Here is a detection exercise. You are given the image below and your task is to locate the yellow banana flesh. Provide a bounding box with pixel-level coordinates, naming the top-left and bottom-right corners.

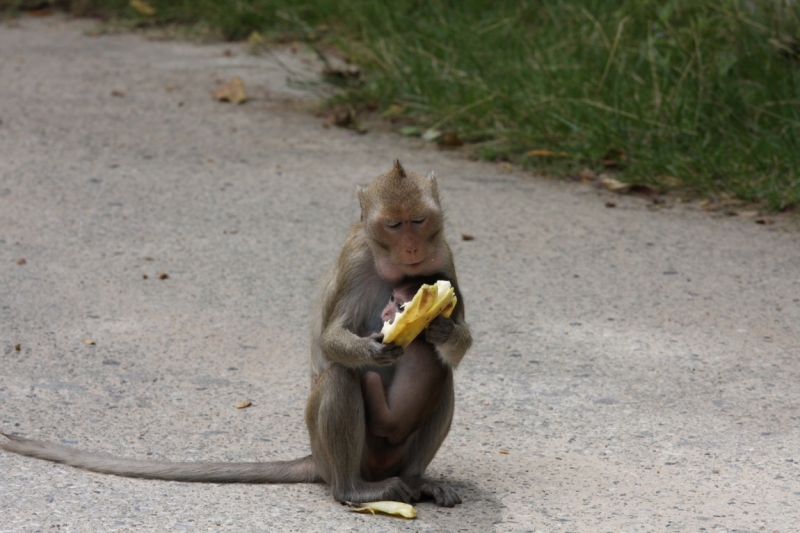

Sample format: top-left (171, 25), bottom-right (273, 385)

top-left (381, 280), bottom-right (457, 348)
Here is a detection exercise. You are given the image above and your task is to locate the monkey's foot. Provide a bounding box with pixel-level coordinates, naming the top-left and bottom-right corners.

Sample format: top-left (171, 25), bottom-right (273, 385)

top-left (332, 477), bottom-right (419, 504)
top-left (404, 477), bottom-right (461, 507)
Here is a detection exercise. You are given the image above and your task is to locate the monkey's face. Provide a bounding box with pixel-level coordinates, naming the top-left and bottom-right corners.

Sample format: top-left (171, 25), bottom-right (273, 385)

top-left (358, 161), bottom-right (447, 283)
top-left (369, 212), bottom-right (447, 282)
top-left (381, 287), bottom-right (415, 323)
top-left (381, 291), bottom-right (406, 323)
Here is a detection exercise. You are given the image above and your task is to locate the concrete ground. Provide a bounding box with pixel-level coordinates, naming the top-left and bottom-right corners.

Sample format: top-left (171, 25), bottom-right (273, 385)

top-left (1, 15), bottom-right (799, 533)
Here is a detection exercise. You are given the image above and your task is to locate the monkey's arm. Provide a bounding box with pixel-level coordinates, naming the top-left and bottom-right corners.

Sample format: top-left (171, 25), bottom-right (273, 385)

top-left (425, 275), bottom-right (472, 368)
top-left (316, 234), bottom-right (403, 368)
top-left (427, 315), bottom-right (471, 368)
top-left (319, 315), bottom-right (402, 367)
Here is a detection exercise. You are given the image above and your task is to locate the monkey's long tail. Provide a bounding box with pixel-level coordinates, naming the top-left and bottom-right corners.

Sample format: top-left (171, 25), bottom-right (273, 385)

top-left (1, 433), bottom-right (321, 484)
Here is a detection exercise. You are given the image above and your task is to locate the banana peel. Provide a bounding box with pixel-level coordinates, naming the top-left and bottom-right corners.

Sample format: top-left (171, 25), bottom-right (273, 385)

top-left (345, 500), bottom-right (417, 519)
top-left (381, 280), bottom-right (457, 348)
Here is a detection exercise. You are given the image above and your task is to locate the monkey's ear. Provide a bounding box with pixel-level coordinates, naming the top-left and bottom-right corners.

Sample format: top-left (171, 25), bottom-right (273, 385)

top-left (392, 159), bottom-right (406, 177)
top-left (427, 170), bottom-right (439, 194)
top-left (357, 185), bottom-right (366, 220)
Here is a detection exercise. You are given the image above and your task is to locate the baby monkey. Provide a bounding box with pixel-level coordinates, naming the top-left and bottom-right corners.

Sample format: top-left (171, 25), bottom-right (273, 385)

top-left (361, 278), bottom-right (448, 447)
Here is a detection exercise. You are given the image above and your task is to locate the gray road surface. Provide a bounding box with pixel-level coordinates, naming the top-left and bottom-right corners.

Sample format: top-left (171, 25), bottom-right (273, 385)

top-left (1, 16), bottom-right (799, 533)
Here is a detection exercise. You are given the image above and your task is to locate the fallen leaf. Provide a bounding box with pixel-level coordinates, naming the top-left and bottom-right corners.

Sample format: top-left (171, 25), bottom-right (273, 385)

top-left (601, 148), bottom-right (627, 169)
top-left (438, 131), bottom-right (463, 148)
top-left (422, 129), bottom-right (442, 142)
top-left (213, 77), bottom-right (247, 105)
top-left (499, 450), bottom-right (510, 455)
top-left (235, 400), bottom-right (252, 409)
top-left (27, 9), bottom-right (53, 17)
top-left (627, 184), bottom-right (659, 200)
top-left (82, 338), bottom-right (96, 345)
top-left (605, 202), bottom-right (616, 208)
top-left (598, 174), bottom-right (629, 192)
top-left (461, 234), bottom-right (475, 241)
top-left (578, 168), bottom-right (597, 182)
top-left (130, 0), bottom-right (156, 16)
top-left (111, 90), bottom-right (125, 98)
top-left (735, 210), bottom-right (758, 217)
top-left (399, 126), bottom-right (421, 137)
top-left (325, 107), bottom-right (367, 134)
top-left (158, 273), bottom-right (169, 280)
top-left (345, 501), bottom-right (417, 519)
top-left (755, 217), bottom-right (775, 225)
top-left (526, 149), bottom-right (568, 158)
top-left (14, 344), bottom-right (21, 351)
top-left (382, 104), bottom-right (406, 119)
top-left (142, 273), bottom-right (148, 279)
top-left (16, 258), bottom-right (26, 265)
top-left (247, 31), bottom-right (267, 51)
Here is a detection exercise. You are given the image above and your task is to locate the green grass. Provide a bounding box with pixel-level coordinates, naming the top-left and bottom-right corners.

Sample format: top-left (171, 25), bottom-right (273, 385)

top-left (14, 0), bottom-right (800, 210)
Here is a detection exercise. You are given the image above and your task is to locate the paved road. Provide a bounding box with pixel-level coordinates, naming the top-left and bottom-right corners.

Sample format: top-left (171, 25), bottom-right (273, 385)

top-left (1, 16), bottom-right (799, 533)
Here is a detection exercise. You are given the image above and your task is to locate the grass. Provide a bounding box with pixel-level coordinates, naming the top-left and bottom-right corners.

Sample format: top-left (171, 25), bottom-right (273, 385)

top-left (9, 0), bottom-right (799, 210)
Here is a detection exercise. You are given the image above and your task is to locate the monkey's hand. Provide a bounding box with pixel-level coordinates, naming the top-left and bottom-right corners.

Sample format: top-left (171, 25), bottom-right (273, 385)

top-left (425, 315), bottom-right (455, 345)
top-left (367, 333), bottom-right (404, 365)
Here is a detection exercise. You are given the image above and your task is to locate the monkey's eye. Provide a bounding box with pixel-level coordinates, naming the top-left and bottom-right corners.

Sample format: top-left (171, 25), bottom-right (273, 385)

top-left (386, 221), bottom-right (402, 230)
top-left (411, 216), bottom-right (426, 226)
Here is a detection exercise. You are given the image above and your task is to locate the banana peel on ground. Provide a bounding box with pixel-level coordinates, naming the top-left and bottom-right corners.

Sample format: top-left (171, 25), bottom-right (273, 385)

top-left (345, 500), bottom-right (417, 519)
top-left (381, 280), bottom-right (457, 348)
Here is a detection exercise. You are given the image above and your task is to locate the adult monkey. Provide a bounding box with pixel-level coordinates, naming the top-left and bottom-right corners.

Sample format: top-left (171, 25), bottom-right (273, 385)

top-left (0, 160), bottom-right (471, 507)
top-left (308, 160), bottom-right (471, 506)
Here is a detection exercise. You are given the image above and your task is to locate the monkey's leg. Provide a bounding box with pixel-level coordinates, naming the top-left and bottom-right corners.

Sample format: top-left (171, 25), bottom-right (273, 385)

top-left (305, 364), bottom-right (418, 504)
top-left (399, 372), bottom-right (462, 507)
top-left (360, 370), bottom-right (399, 439)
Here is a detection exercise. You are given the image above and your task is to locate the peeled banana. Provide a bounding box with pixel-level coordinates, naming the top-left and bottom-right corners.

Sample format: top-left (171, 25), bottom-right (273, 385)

top-left (381, 280), bottom-right (457, 348)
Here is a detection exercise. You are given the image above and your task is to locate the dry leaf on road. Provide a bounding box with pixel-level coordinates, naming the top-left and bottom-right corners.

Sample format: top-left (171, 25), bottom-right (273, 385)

top-left (578, 168), bottom-right (597, 182)
top-left (130, 0), bottom-right (155, 16)
top-left (213, 77), bottom-right (247, 105)
top-left (598, 174), bottom-right (629, 192)
top-left (439, 131), bottom-right (463, 148)
top-left (526, 149), bottom-right (568, 158)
